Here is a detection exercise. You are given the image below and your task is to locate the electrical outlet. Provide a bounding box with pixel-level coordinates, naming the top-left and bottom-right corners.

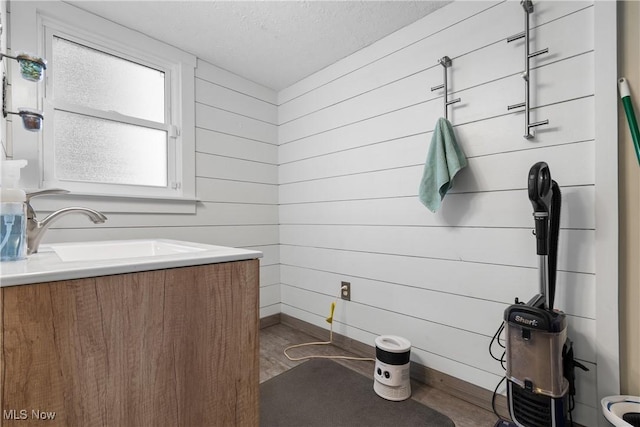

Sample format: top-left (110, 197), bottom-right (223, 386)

top-left (341, 281), bottom-right (351, 301)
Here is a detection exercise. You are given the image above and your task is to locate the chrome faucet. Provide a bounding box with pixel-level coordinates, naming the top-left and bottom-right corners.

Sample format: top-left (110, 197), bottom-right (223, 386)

top-left (26, 189), bottom-right (108, 255)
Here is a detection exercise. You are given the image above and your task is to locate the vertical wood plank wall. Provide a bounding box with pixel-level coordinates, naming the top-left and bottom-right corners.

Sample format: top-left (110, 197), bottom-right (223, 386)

top-left (40, 60), bottom-right (281, 319)
top-left (278, 2), bottom-right (603, 425)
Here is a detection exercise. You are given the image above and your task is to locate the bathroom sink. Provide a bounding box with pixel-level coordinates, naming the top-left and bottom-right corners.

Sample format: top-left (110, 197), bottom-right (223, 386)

top-left (0, 239), bottom-right (262, 287)
top-left (49, 239), bottom-right (207, 262)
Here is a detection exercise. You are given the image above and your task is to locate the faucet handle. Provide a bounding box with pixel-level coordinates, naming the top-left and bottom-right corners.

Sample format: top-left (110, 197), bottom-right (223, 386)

top-left (25, 188), bottom-right (70, 202)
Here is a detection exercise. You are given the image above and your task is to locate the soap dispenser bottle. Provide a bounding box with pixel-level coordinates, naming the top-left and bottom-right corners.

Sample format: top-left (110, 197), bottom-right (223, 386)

top-left (0, 160), bottom-right (28, 261)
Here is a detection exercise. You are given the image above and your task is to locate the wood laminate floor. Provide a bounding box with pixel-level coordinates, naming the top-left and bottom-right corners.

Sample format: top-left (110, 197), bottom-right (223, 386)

top-left (260, 323), bottom-right (502, 427)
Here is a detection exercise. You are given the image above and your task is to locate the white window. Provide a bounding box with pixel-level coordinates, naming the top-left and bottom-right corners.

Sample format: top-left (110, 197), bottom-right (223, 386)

top-left (9, 1), bottom-right (196, 213)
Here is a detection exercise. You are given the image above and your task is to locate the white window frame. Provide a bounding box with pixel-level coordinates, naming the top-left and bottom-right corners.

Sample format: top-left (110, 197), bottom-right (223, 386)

top-left (9, 1), bottom-right (196, 214)
top-left (43, 28), bottom-right (179, 197)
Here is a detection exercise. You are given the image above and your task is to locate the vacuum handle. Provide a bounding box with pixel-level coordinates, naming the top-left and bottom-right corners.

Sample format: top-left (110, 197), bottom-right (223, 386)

top-left (528, 162), bottom-right (552, 214)
top-left (529, 162), bottom-right (552, 256)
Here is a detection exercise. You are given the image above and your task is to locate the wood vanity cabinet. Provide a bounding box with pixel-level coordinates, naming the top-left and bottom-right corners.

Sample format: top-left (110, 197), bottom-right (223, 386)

top-left (0, 259), bottom-right (259, 427)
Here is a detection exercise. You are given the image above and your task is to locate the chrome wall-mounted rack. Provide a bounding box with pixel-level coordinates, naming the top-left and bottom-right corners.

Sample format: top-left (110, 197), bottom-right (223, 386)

top-left (430, 56), bottom-right (460, 121)
top-left (507, 0), bottom-right (549, 139)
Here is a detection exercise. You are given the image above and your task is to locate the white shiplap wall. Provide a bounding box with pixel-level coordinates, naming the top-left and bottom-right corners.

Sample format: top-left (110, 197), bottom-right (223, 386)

top-left (278, 2), bottom-right (613, 425)
top-left (0, 0), bottom-right (7, 159)
top-left (195, 61), bottom-right (280, 319)
top-left (9, 0), bottom-right (619, 424)
top-left (39, 59), bottom-right (281, 319)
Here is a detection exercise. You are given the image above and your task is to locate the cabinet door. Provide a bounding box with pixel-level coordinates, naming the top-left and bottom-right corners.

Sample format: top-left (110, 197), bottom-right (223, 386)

top-left (1, 260), bottom-right (259, 427)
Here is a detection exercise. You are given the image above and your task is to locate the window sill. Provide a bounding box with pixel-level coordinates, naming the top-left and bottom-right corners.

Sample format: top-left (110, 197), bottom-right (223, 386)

top-left (29, 191), bottom-right (199, 215)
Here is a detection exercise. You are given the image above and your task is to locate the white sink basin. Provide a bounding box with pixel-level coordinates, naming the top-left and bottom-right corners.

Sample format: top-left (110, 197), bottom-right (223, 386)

top-left (50, 239), bottom-right (207, 262)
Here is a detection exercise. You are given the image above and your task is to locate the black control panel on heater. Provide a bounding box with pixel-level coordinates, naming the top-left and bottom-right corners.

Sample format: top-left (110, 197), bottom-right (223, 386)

top-left (375, 347), bottom-right (410, 366)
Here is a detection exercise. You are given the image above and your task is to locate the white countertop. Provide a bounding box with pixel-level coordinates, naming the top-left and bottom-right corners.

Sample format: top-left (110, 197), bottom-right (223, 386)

top-left (0, 239), bottom-right (262, 287)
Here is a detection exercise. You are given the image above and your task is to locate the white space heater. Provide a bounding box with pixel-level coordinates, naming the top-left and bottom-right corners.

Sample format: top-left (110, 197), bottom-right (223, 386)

top-left (373, 335), bottom-right (412, 401)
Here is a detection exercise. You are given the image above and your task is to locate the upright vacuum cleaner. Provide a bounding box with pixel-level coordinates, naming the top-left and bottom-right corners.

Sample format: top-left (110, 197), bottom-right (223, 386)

top-left (502, 162), bottom-right (586, 427)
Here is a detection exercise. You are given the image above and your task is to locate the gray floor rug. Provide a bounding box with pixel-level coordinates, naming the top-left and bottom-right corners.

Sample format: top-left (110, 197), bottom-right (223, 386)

top-left (260, 359), bottom-right (455, 427)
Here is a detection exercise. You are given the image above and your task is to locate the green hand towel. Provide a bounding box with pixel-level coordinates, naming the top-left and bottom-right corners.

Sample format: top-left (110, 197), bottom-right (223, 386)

top-left (418, 117), bottom-right (468, 212)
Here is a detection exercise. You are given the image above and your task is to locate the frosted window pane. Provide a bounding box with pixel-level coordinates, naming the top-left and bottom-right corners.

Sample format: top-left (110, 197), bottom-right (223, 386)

top-left (53, 37), bottom-right (165, 123)
top-left (54, 111), bottom-right (167, 187)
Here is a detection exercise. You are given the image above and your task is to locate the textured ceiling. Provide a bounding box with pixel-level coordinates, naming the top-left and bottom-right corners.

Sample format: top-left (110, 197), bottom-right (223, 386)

top-left (67, 1), bottom-right (451, 90)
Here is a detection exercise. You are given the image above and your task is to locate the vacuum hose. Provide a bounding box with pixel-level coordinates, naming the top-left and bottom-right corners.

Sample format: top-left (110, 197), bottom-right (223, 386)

top-left (548, 181), bottom-right (561, 310)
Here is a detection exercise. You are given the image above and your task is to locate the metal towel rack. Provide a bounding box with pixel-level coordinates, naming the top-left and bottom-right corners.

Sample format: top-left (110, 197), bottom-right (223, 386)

top-left (430, 56), bottom-right (461, 121)
top-left (507, 0), bottom-right (549, 139)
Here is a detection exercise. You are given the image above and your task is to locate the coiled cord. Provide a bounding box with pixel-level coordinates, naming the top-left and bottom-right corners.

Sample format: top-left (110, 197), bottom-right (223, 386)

top-left (284, 286), bottom-right (375, 363)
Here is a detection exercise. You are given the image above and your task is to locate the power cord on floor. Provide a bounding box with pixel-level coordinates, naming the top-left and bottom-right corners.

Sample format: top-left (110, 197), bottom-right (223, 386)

top-left (283, 286), bottom-right (375, 363)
